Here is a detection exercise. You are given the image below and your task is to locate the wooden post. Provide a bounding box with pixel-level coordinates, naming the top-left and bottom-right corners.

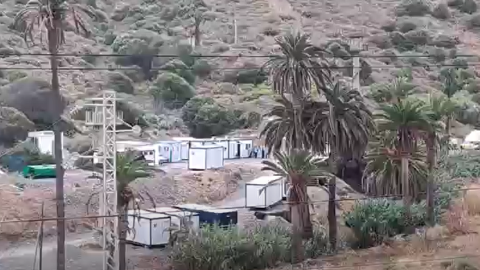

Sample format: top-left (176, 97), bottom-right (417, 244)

top-left (33, 203), bottom-right (45, 270)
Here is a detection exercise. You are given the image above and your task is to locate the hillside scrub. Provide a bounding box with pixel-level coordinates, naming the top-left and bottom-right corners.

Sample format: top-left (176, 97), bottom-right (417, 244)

top-left (169, 224), bottom-right (329, 270)
top-left (149, 72), bottom-right (195, 109)
top-left (181, 97), bottom-right (243, 138)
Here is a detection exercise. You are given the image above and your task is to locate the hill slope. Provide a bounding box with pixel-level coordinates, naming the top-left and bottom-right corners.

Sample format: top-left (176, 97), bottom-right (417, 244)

top-left (1, 0), bottom-right (480, 147)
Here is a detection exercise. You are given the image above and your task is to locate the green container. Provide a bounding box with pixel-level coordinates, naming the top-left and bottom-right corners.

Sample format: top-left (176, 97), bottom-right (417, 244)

top-left (22, 165), bottom-right (56, 178)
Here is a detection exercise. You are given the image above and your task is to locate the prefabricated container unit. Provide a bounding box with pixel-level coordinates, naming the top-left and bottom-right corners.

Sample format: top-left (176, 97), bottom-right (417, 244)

top-left (116, 141), bottom-right (148, 152)
top-left (151, 207), bottom-right (200, 232)
top-left (212, 140), bottom-right (231, 159)
top-left (126, 209), bottom-right (172, 247)
top-left (180, 142), bottom-right (189, 160)
top-left (188, 145), bottom-right (224, 170)
top-left (238, 139), bottom-right (254, 158)
top-left (245, 176), bottom-right (283, 209)
top-left (157, 141), bottom-right (182, 163)
top-left (173, 204), bottom-right (238, 228)
top-left (190, 139), bottom-right (216, 147)
top-left (172, 137), bottom-right (194, 160)
top-left (28, 131), bottom-right (64, 157)
top-left (133, 144), bottom-right (157, 166)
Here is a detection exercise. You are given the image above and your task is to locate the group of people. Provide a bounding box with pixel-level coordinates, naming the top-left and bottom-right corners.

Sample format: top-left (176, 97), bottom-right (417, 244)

top-left (249, 146), bottom-right (269, 159)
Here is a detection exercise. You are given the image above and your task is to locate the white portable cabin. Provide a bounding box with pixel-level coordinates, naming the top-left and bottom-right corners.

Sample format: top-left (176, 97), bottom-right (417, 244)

top-left (133, 144), bottom-right (158, 166)
top-left (152, 207), bottom-right (200, 232)
top-left (238, 139), bottom-right (254, 158)
top-left (190, 139), bottom-right (216, 147)
top-left (28, 131), bottom-right (64, 157)
top-left (188, 145), bottom-right (224, 170)
top-left (157, 141), bottom-right (182, 163)
top-left (245, 176), bottom-right (283, 209)
top-left (173, 137), bottom-right (195, 160)
top-left (126, 210), bottom-right (172, 247)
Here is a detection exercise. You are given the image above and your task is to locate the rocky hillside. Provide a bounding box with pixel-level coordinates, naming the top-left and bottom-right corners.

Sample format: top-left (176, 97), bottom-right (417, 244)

top-left (2, 0), bottom-right (480, 149)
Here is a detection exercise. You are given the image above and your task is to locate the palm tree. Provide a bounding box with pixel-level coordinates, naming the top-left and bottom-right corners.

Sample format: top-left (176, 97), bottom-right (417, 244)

top-left (260, 97), bottom-right (317, 153)
top-left (422, 97), bottom-right (449, 225)
top-left (14, 1), bottom-right (94, 269)
top-left (261, 150), bottom-right (331, 263)
top-left (369, 77), bottom-right (417, 104)
top-left (263, 31), bottom-right (331, 149)
top-left (439, 68), bottom-right (465, 135)
top-left (116, 152), bottom-right (153, 270)
top-left (362, 139), bottom-right (428, 200)
top-left (310, 81), bottom-right (374, 250)
top-left (375, 100), bottom-right (430, 210)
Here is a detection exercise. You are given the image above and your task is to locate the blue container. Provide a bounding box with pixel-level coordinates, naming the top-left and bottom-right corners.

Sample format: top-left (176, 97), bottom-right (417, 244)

top-left (1, 155), bottom-right (26, 173)
top-left (173, 204), bottom-right (238, 227)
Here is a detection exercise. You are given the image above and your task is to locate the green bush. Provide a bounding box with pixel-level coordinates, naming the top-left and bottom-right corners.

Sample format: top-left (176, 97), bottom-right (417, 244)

top-left (111, 29), bottom-right (164, 79)
top-left (160, 59), bottom-right (196, 85)
top-left (344, 199), bottom-right (428, 248)
top-left (443, 152), bottom-right (480, 178)
top-left (181, 97), bottom-right (242, 138)
top-left (149, 72), bottom-right (195, 109)
top-left (459, 0), bottom-right (477, 14)
top-left (108, 72), bottom-right (135, 94)
top-left (432, 2), bottom-right (451, 19)
top-left (395, 0), bottom-right (431, 16)
top-left (169, 224), bottom-right (329, 270)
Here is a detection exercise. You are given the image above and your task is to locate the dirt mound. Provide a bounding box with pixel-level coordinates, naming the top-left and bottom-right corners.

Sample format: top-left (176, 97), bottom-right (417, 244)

top-left (177, 163), bottom-right (265, 203)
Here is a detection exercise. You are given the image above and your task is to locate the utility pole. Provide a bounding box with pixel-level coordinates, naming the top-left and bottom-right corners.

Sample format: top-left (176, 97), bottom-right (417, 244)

top-left (82, 91), bottom-right (120, 270)
top-left (81, 90), bottom-right (139, 270)
top-left (347, 37), bottom-right (367, 95)
top-left (233, 6), bottom-right (238, 44)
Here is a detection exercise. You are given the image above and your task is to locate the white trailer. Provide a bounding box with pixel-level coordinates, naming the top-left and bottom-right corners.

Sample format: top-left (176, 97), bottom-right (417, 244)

top-left (134, 144), bottom-right (158, 166)
top-left (27, 131), bottom-right (64, 157)
top-left (126, 210), bottom-right (172, 247)
top-left (152, 207), bottom-right (200, 232)
top-left (245, 176), bottom-right (283, 209)
top-left (238, 139), bottom-right (254, 158)
top-left (188, 145), bottom-right (224, 170)
top-left (157, 141), bottom-right (182, 163)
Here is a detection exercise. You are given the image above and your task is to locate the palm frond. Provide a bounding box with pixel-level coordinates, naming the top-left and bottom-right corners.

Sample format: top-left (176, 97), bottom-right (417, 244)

top-left (14, 0), bottom-right (95, 49)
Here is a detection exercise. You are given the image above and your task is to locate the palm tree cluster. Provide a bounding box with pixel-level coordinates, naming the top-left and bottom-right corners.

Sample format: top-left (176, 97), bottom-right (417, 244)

top-left (260, 32), bottom-right (459, 260)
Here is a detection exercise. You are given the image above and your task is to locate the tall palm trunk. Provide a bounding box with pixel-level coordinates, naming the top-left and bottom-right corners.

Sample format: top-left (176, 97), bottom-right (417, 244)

top-left (445, 116), bottom-right (451, 138)
top-left (328, 148), bottom-right (337, 251)
top-left (48, 24), bottom-right (66, 270)
top-left (426, 133), bottom-right (436, 226)
top-left (328, 111), bottom-right (338, 251)
top-left (117, 205), bottom-right (127, 270)
top-left (400, 156), bottom-right (411, 221)
top-left (289, 195), bottom-right (304, 263)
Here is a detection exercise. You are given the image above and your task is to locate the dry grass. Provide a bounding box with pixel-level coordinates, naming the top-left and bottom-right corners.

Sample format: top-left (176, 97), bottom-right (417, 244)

top-left (0, 175), bottom-right (56, 239)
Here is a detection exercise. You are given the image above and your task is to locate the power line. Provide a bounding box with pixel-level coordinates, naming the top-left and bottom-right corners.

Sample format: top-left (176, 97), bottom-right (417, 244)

top-left (1, 52), bottom-right (480, 59)
top-left (0, 62), bottom-right (477, 71)
top-left (0, 185), bottom-right (476, 224)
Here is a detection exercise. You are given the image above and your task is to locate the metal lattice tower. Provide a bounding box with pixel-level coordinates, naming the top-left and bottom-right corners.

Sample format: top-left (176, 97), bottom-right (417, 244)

top-left (83, 90), bottom-right (119, 270)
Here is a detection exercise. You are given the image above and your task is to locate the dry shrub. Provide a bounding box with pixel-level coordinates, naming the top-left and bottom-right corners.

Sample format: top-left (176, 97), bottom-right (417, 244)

top-left (463, 184), bottom-right (480, 215)
top-left (443, 200), bottom-right (472, 235)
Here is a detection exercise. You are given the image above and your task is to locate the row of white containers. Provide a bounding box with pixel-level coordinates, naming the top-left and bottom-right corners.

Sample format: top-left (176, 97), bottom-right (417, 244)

top-left (117, 138), bottom-right (255, 170)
